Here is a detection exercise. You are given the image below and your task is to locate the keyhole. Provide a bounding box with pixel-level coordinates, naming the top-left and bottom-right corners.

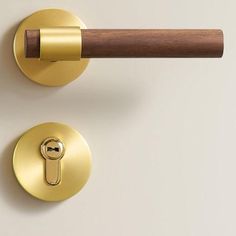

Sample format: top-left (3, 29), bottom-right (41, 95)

top-left (41, 137), bottom-right (65, 185)
top-left (47, 147), bottom-right (60, 152)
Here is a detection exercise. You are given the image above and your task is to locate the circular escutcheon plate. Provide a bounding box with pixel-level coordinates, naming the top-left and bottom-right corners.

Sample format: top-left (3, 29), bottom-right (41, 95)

top-left (13, 9), bottom-right (89, 86)
top-left (13, 122), bottom-right (92, 202)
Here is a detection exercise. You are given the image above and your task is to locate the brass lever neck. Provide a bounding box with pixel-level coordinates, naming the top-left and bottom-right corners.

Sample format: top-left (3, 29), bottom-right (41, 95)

top-left (25, 27), bottom-right (82, 61)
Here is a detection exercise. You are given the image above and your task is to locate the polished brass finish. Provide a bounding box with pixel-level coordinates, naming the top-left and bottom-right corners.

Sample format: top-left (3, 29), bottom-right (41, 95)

top-left (40, 27), bottom-right (82, 61)
top-left (13, 122), bottom-right (92, 202)
top-left (40, 137), bottom-right (65, 185)
top-left (13, 9), bottom-right (89, 86)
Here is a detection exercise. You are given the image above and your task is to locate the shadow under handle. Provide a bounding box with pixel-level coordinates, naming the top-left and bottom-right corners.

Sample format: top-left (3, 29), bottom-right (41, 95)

top-left (25, 29), bottom-right (224, 59)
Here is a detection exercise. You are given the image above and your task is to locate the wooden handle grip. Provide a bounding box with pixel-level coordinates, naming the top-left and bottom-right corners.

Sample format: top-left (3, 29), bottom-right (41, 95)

top-left (25, 29), bottom-right (224, 58)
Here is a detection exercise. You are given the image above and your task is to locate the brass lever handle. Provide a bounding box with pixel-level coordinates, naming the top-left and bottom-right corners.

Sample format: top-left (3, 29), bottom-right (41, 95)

top-left (13, 9), bottom-right (224, 86)
top-left (25, 29), bottom-right (223, 59)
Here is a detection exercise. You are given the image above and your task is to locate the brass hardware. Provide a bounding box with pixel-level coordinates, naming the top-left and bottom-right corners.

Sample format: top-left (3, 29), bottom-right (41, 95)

top-left (40, 137), bottom-right (65, 185)
top-left (13, 122), bottom-right (92, 202)
top-left (13, 9), bottom-right (223, 87)
top-left (13, 9), bottom-right (89, 86)
top-left (40, 27), bottom-right (82, 61)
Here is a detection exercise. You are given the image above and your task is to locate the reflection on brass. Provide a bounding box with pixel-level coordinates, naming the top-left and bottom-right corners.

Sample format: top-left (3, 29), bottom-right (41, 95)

top-left (41, 137), bottom-right (65, 185)
top-left (40, 27), bottom-right (82, 61)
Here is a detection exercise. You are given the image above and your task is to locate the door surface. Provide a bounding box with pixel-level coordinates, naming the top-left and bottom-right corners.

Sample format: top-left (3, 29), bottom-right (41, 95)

top-left (0, 0), bottom-right (234, 235)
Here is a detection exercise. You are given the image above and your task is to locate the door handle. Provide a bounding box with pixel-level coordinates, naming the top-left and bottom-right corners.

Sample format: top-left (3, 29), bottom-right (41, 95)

top-left (13, 9), bottom-right (224, 86)
top-left (25, 28), bottom-right (223, 60)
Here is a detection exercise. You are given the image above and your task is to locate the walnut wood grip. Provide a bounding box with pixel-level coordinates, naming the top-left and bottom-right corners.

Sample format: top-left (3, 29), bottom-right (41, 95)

top-left (25, 29), bottom-right (223, 58)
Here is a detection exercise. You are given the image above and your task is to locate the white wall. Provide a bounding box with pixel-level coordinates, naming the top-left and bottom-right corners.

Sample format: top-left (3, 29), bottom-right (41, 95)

top-left (0, 0), bottom-right (234, 235)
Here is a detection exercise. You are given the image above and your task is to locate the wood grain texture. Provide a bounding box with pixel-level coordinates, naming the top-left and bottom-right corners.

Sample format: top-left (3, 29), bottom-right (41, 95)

top-left (25, 29), bottom-right (223, 58)
top-left (25, 30), bottom-right (40, 58)
top-left (81, 29), bottom-right (223, 58)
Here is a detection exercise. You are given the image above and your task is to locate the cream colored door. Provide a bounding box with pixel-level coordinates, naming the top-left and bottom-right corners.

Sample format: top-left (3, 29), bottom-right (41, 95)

top-left (0, 0), bottom-right (233, 235)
